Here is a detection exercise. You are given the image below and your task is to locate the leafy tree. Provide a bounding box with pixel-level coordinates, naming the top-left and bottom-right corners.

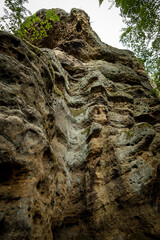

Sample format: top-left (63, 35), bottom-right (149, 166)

top-left (0, 0), bottom-right (60, 41)
top-left (0, 0), bottom-right (31, 33)
top-left (99, 0), bottom-right (160, 91)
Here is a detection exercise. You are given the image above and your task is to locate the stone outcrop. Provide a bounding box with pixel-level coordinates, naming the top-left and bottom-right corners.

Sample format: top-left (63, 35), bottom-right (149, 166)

top-left (0, 8), bottom-right (160, 240)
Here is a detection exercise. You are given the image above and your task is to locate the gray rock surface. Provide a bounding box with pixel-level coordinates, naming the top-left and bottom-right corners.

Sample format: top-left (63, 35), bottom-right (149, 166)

top-left (0, 8), bottom-right (160, 240)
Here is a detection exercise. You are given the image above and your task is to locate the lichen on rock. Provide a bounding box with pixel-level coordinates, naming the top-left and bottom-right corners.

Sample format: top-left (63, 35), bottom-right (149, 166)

top-left (0, 8), bottom-right (160, 240)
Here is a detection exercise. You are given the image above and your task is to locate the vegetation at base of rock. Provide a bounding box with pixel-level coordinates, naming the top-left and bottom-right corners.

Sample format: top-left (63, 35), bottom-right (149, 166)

top-left (99, 0), bottom-right (160, 92)
top-left (0, 0), bottom-right (60, 41)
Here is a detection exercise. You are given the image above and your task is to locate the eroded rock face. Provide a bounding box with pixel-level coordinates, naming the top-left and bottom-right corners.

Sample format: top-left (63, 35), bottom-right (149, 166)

top-left (0, 8), bottom-right (160, 240)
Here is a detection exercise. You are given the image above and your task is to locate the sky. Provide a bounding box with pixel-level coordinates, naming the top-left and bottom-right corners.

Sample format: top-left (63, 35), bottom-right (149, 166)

top-left (0, 0), bottom-right (126, 49)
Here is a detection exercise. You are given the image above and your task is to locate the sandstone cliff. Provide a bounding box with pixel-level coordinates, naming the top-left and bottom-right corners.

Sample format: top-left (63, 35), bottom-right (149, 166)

top-left (0, 8), bottom-right (160, 240)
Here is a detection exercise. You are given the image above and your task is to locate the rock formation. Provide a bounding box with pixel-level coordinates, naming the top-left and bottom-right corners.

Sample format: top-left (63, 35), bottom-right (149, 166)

top-left (0, 8), bottom-right (160, 240)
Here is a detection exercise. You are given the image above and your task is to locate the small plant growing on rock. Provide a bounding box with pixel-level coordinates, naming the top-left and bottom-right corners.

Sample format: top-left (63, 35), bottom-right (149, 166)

top-left (0, 0), bottom-right (60, 42)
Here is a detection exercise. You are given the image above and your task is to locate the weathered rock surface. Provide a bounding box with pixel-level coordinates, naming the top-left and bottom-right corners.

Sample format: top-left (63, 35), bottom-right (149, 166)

top-left (0, 8), bottom-right (160, 240)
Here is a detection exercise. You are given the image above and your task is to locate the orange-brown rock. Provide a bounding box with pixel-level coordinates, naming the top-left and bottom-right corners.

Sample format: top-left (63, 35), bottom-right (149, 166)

top-left (0, 8), bottom-right (160, 240)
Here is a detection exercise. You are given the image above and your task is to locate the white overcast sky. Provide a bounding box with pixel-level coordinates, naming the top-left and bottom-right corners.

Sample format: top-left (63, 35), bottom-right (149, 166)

top-left (0, 0), bottom-right (126, 49)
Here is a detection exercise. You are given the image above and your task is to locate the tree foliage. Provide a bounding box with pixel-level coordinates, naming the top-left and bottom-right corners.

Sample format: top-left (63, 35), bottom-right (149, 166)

top-left (0, 0), bottom-right (30, 32)
top-left (0, 0), bottom-right (60, 41)
top-left (99, 0), bottom-right (160, 91)
top-left (17, 9), bottom-right (60, 41)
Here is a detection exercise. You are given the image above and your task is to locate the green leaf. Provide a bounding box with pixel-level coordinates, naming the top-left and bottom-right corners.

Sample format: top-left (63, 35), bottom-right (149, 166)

top-left (99, 0), bottom-right (104, 5)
